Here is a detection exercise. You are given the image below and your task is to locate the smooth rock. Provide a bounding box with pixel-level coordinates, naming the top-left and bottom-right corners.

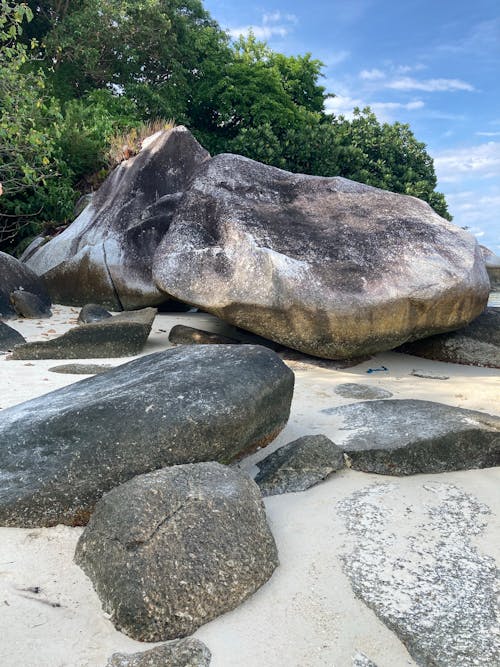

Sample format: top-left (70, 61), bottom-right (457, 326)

top-left (397, 308), bottom-right (500, 368)
top-left (0, 251), bottom-right (51, 319)
top-left (0, 345), bottom-right (293, 526)
top-left (334, 383), bottom-right (393, 400)
top-left (48, 363), bottom-right (112, 375)
top-left (0, 321), bottom-right (26, 352)
top-left (153, 153), bottom-right (489, 359)
top-left (9, 307), bottom-right (156, 359)
top-left (105, 638), bottom-right (211, 667)
top-left (254, 434), bottom-right (345, 496)
top-left (75, 462), bottom-right (279, 641)
top-left (77, 303), bottom-right (112, 324)
top-left (10, 290), bottom-right (52, 318)
top-left (339, 482), bottom-right (500, 666)
top-left (168, 324), bottom-right (239, 346)
top-left (324, 399), bottom-right (500, 474)
top-left (25, 127), bottom-right (210, 310)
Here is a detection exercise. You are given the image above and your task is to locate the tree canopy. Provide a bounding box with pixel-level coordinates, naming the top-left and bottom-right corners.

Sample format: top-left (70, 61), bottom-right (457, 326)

top-left (1, 0), bottom-right (450, 252)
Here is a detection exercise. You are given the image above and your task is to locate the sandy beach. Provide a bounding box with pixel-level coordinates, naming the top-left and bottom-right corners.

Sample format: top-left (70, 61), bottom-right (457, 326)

top-left (0, 306), bottom-right (498, 667)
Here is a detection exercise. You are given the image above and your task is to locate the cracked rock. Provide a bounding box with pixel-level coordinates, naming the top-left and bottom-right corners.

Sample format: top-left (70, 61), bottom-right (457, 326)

top-left (75, 462), bottom-right (279, 641)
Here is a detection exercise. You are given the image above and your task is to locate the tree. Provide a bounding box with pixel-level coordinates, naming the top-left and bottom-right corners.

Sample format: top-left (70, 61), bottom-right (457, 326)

top-left (0, 1), bottom-right (73, 250)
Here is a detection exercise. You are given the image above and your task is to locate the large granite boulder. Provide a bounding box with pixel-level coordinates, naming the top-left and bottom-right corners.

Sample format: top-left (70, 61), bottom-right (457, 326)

top-left (0, 345), bottom-right (293, 526)
top-left (24, 127), bottom-right (210, 310)
top-left (323, 399), bottom-right (500, 474)
top-left (0, 251), bottom-right (51, 319)
top-left (153, 154), bottom-right (489, 359)
top-left (75, 462), bottom-right (279, 641)
top-left (10, 307), bottom-right (157, 359)
top-left (397, 308), bottom-right (500, 368)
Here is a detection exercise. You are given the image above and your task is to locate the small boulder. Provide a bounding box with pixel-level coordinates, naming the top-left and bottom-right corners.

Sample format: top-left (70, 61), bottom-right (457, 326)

top-left (485, 254), bottom-right (500, 291)
top-left (0, 344), bottom-right (293, 526)
top-left (48, 363), bottom-right (112, 375)
top-left (105, 638), bottom-right (211, 667)
top-left (0, 251), bottom-right (51, 319)
top-left (10, 290), bottom-right (52, 318)
top-left (77, 303), bottom-right (112, 324)
top-left (169, 324), bottom-right (239, 346)
top-left (326, 399), bottom-right (500, 474)
top-left (255, 434), bottom-right (345, 496)
top-left (334, 383), bottom-right (393, 400)
top-left (397, 308), bottom-right (500, 368)
top-left (75, 462), bottom-right (279, 641)
top-left (10, 307), bottom-right (156, 359)
top-left (0, 320), bottom-right (26, 352)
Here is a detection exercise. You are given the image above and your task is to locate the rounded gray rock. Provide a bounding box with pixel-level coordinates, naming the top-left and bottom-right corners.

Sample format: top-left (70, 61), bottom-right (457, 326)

top-left (75, 462), bottom-right (279, 641)
top-left (153, 153), bottom-right (489, 359)
top-left (0, 251), bottom-right (51, 319)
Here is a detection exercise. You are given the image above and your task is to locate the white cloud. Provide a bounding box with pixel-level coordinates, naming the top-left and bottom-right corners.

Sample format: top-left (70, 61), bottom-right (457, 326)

top-left (434, 142), bottom-right (500, 183)
top-left (359, 68), bottom-right (385, 80)
top-left (325, 95), bottom-right (424, 120)
top-left (324, 95), bottom-right (364, 118)
top-left (476, 131), bottom-right (500, 137)
top-left (372, 100), bottom-right (424, 111)
top-left (386, 77), bottom-right (475, 92)
top-left (228, 11), bottom-right (297, 41)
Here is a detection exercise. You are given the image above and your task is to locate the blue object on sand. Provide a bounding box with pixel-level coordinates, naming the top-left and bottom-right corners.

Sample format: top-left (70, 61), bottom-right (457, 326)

top-left (366, 366), bottom-right (388, 373)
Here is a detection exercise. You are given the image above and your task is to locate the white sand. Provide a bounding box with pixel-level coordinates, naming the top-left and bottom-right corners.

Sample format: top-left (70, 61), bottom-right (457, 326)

top-left (0, 307), bottom-right (498, 667)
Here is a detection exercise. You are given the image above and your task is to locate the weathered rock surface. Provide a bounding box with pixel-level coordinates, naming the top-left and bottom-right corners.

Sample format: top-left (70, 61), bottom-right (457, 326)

top-left (77, 303), bottom-right (112, 324)
top-left (169, 324), bottom-right (239, 346)
top-left (10, 289), bottom-right (52, 318)
top-left (48, 363), bottom-right (112, 375)
top-left (75, 462), bottom-right (279, 641)
top-left (0, 345), bottom-right (293, 526)
top-left (323, 399), bottom-right (500, 474)
top-left (153, 153), bottom-right (489, 358)
top-left (254, 434), bottom-right (345, 496)
top-left (0, 321), bottom-right (26, 352)
top-left (25, 127), bottom-right (210, 310)
top-left (352, 652), bottom-right (379, 667)
top-left (397, 308), bottom-right (500, 368)
top-left (105, 638), bottom-right (211, 667)
top-left (339, 482), bottom-right (500, 666)
top-left (334, 383), bottom-right (393, 400)
top-left (10, 307), bottom-right (156, 359)
top-left (485, 254), bottom-right (500, 290)
top-left (0, 251), bottom-right (51, 319)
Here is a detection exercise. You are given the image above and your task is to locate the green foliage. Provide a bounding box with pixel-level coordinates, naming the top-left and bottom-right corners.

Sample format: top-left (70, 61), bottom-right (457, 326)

top-left (2, 0), bottom-right (451, 253)
top-left (0, 1), bottom-right (72, 250)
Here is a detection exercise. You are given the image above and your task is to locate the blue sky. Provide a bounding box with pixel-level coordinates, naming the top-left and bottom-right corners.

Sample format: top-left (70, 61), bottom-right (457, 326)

top-left (204, 0), bottom-right (500, 254)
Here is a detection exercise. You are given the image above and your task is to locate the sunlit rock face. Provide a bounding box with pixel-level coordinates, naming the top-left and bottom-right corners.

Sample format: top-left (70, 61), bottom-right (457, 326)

top-left (153, 153), bottom-right (489, 359)
top-left (25, 126), bottom-right (210, 310)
